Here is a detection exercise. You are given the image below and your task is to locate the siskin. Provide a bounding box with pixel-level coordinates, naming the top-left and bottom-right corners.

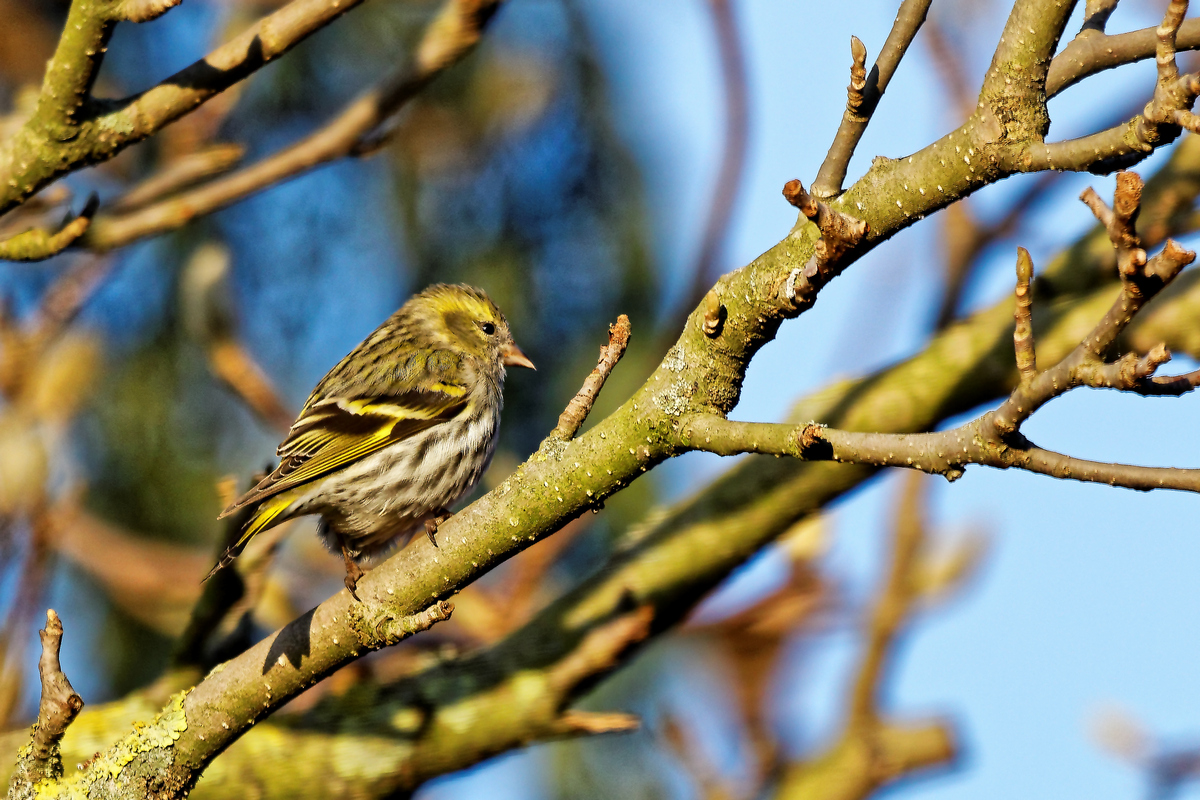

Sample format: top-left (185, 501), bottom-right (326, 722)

top-left (208, 284), bottom-right (534, 598)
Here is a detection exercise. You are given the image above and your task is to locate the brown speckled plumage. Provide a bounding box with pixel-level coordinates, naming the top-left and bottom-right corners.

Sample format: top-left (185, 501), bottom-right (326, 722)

top-left (208, 284), bottom-right (534, 596)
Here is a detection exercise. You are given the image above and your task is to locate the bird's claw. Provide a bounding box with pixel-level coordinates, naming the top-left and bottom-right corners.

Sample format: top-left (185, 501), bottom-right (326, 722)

top-left (341, 543), bottom-right (365, 602)
top-left (344, 571), bottom-right (362, 602)
top-left (425, 509), bottom-right (452, 547)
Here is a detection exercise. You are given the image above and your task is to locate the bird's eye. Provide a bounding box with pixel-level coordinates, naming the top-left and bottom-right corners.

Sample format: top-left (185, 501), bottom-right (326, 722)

top-left (480, 321), bottom-right (496, 335)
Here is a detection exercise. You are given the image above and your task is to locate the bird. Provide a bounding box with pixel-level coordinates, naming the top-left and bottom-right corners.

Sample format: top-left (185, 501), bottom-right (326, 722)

top-left (207, 284), bottom-right (535, 599)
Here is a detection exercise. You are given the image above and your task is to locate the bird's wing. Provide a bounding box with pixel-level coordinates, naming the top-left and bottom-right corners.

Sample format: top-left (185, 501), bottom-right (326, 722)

top-left (218, 383), bottom-right (469, 518)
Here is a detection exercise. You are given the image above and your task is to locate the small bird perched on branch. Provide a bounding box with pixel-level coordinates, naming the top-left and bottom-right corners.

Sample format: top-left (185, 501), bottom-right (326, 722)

top-left (207, 284), bottom-right (535, 598)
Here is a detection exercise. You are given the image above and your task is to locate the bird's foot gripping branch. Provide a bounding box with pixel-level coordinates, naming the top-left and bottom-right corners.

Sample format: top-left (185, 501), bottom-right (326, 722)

top-left (684, 171), bottom-right (1200, 494)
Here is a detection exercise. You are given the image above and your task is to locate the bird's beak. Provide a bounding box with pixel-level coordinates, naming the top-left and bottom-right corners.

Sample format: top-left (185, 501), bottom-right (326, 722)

top-left (501, 342), bottom-right (536, 370)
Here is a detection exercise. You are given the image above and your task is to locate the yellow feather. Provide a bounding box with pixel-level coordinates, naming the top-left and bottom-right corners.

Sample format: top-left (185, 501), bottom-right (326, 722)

top-left (237, 494), bottom-right (295, 548)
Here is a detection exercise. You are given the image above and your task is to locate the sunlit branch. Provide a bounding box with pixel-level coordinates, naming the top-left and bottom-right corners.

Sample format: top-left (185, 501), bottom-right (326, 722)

top-left (812, 0), bottom-right (933, 198)
top-left (551, 315), bottom-right (631, 440)
top-left (688, 173), bottom-right (1200, 497)
top-left (5, 611), bottom-right (83, 798)
top-left (1028, 0), bottom-right (1200, 173)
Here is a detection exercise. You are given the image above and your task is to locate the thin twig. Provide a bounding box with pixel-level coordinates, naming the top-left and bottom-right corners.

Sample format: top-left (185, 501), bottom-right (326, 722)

top-left (0, 195), bottom-right (97, 262)
top-left (811, 0), bottom-right (933, 198)
top-left (31, 611), bottom-right (83, 762)
top-left (1048, 18), bottom-right (1200, 97)
top-left (6, 610), bottom-right (83, 797)
top-left (1013, 247), bottom-right (1037, 382)
top-left (552, 315), bottom-right (631, 440)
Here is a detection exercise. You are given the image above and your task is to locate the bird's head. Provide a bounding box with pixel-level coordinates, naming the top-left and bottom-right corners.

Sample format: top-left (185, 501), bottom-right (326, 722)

top-left (415, 284), bottom-right (535, 371)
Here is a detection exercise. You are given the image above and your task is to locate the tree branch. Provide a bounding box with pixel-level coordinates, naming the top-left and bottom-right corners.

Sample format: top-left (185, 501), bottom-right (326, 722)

top-left (81, 0), bottom-right (503, 252)
top-left (692, 172), bottom-right (1200, 495)
top-left (1047, 18), bottom-right (1200, 97)
top-left (1027, 0), bottom-right (1200, 173)
top-left (6, 610), bottom-right (83, 800)
top-left (551, 314), bottom-right (631, 440)
top-left (0, 194), bottom-right (97, 262)
top-left (811, 0), bottom-right (933, 198)
top-left (0, 0), bottom-right (377, 217)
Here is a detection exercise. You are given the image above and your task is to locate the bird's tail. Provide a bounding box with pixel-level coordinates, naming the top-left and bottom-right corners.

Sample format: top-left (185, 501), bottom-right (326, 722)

top-left (203, 495), bottom-right (293, 583)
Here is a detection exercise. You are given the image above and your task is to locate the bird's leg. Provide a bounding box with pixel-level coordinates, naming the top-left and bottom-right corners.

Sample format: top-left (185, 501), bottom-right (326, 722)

top-left (340, 542), bottom-right (364, 601)
top-left (424, 507), bottom-right (453, 546)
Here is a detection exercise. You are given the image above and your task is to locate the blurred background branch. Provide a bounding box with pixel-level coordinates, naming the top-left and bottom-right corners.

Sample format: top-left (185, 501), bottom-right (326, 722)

top-left (82, 0), bottom-right (505, 252)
